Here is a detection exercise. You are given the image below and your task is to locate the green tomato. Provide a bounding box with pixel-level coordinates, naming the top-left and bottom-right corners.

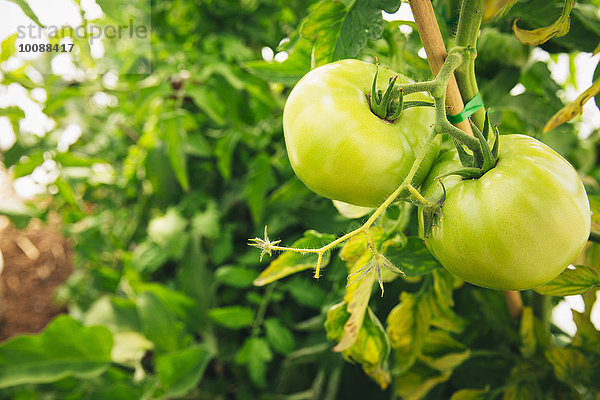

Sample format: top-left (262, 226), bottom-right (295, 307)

top-left (419, 134), bottom-right (590, 291)
top-left (283, 59), bottom-right (439, 207)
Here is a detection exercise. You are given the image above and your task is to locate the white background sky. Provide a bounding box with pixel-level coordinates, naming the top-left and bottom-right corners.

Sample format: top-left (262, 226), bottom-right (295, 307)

top-left (1, 0), bottom-right (599, 335)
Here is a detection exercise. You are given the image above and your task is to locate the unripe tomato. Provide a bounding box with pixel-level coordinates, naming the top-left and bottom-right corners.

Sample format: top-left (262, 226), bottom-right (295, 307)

top-left (419, 134), bottom-right (590, 291)
top-left (283, 59), bottom-right (439, 207)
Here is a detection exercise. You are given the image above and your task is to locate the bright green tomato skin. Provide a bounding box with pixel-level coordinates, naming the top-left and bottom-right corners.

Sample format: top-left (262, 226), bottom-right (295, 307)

top-left (419, 134), bottom-right (591, 291)
top-left (283, 59), bottom-right (439, 207)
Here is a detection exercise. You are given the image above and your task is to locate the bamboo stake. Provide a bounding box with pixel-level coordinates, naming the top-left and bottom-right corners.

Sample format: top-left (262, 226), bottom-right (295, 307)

top-left (408, 0), bottom-right (523, 319)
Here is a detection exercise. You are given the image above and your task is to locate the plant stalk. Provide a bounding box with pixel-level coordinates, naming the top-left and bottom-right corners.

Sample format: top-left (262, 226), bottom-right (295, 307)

top-left (454, 0), bottom-right (485, 129)
top-left (408, 0), bottom-right (472, 135)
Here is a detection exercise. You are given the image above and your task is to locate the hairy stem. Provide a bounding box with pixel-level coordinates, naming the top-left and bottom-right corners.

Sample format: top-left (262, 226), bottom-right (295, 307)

top-left (454, 0), bottom-right (485, 129)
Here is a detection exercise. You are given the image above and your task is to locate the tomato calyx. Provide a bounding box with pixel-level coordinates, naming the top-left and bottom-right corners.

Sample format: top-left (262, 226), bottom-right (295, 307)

top-left (369, 63), bottom-right (403, 121)
top-left (368, 62), bottom-right (434, 123)
top-left (446, 110), bottom-right (499, 180)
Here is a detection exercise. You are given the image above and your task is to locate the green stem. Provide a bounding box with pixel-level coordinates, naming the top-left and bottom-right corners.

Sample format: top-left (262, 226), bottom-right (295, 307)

top-left (251, 284), bottom-right (275, 337)
top-left (532, 292), bottom-right (550, 334)
top-left (589, 229), bottom-right (600, 244)
top-left (454, 0), bottom-right (485, 129)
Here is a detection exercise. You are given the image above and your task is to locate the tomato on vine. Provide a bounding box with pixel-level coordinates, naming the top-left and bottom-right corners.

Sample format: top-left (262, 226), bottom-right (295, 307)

top-left (283, 59), bottom-right (440, 207)
top-left (419, 134), bottom-right (591, 291)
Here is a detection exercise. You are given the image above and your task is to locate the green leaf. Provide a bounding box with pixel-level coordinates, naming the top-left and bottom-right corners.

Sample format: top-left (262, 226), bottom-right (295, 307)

top-left (264, 318), bottom-right (295, 355)
top-left (137, 291), bottom-right (184, 353)
top-left (186, 85), bottom-right (226, 126)
top-left (235, 337), bottom-right (273, 388)
top-left (544, 346), bottom-right (591, 386)
top-left (0, 34), bottom-right (18, 63)
top-left (0, 315), bottom-right (112, 388)
top-left (208, 306), bottom-right (254, 329)
top-left (129, 240), bottom-right (169, 276)
top-left (450, 387), bottom-right (489, 400)
top-left (534, 265), bottom-right (600, 296)
top-left (300, 0), bottom-right (400, 66)
top-left (519, 307), bottom-right (536, 357)
top-left (215, 265), bottom-right (258, 288)
top-left (382, 237), bottom-right (441, 277)
top-left (512, 0), bottom-right (575, 45)
top-left (246, 153), bottom-right (276, 225)
top-left (253, 230), bottom-right (336, 286)
top-left (394, 362), bottom-right (453, 400)
top-left (7, 0), bottom-right (44, 27)
top-left (155, 345), bottom-right (214, 398)
top-left (190, 201), bottom-right (220, 240)
top-left (163, 117), bottom-right (190, 191)
top-left (284, 277), bottom-right (327, 309)
top-left (244, 37), bottom-right (312, 86)
top-left (213, 131), bottom-right (240, 180)
top-left (572, 310), bottom-right (600, 354)
top-left (147, 208), bottom-right (188, 259)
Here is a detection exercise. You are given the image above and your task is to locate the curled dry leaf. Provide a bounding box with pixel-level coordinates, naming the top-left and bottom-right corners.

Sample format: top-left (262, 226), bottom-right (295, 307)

top-left (543, 77), bottom-right (600, 132)
top-left (512, 0), bottom-right (574, 46)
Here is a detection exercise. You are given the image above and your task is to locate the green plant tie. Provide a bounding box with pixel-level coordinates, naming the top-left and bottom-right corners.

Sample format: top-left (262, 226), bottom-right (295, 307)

top-left (447, 92), bottom-right (483, 124)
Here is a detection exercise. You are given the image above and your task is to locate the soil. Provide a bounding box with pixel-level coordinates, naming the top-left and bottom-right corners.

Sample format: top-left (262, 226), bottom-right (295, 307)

top-left (0, 216), bottom-right (73, 341)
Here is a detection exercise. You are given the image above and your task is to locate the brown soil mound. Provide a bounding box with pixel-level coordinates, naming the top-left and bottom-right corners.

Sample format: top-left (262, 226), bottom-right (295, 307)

top-left (0, 216), bottom-right (73, 341)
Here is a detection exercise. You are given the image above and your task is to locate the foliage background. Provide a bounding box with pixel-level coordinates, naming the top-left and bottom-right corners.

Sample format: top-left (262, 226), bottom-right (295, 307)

top-left (0, 0), bottom-right (600, 399)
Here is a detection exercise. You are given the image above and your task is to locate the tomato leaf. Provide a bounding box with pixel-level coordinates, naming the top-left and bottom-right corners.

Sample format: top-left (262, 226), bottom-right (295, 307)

top-left (253, 230), bottom-right (335, 286)
top-left (483, 0), bottom-right (519, 22)
top-left (264, 318), bottom-right (295, 355)
top-left (382, 237), bottom-right (441, 277)
top-left (325, 304), bottom-right (391, 389)
top-left (534, 265), bottom-right (600, 296)
top-left (300, 0), bottom-right (401, 66)
top-left (244, 37), bottom-right (313, 86)
top-left (543, 76), bottom-right (600, 132)
top-left (386, 291), bottom-right (431, 374)
top-left (544, 347), bottom-right (591, 386)
top-left (334, 250), bottom-right (375, 352)
top-left (155, 345), bottom-right (214, 398)
top-left (332, 200), bottom-right (373, 219)
top-left (235, 337), bottom-right (273, 388)
top-left (0, 316), bottom-right (112, 389)
top-left (215, 265), bottom-right (259, 288)
top-left (208, 306), bottom-right (254, 330)
top-left (163, 117), bottom-right (190, 191)
top-left (449, 387), bottom-right (490, 400)
top-left (394, 362), bottom-right (453, 400)
top-left (519, 307), bottom-right (536, 358)
top-left (7, 0), bottom-right (44, 27)
top-left (246, 153), bottom-right (276, 225)
top-left (512, 0), bottom-right (575, 46)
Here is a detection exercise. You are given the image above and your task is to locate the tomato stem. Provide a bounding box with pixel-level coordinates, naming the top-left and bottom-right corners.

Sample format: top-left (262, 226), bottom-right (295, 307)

top-left (454, 0), bottom-right (485, 129)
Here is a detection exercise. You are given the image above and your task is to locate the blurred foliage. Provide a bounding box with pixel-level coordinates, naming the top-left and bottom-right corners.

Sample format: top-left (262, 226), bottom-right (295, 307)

top-left (0, 0), bottom-right (600, 399)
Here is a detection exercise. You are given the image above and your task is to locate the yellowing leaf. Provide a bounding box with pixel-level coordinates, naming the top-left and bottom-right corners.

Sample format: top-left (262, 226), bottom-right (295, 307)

top-left (387, 291), bottom-right (431, 374)
top-left (534, 265), bottom-right (600, 296)
top-left (483, 0), bottom-right (519, 23)
top-left (325, 304), bottom-right (391, 389)
top-left (253, 231), bottom-right (335, 286)
top-left (519, 307), bottom-right (536, 358)
top-left (544, 77), bottom-right (600, 132)
top-left (334, 250), bottom-right (375, 352)
top-left (512, 0), bottom-right (575, 46)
